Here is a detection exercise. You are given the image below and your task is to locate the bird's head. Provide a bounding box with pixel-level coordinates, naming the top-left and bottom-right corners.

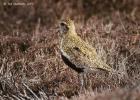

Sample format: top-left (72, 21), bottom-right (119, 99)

top-left (59, 18), bottom-right (76, 36)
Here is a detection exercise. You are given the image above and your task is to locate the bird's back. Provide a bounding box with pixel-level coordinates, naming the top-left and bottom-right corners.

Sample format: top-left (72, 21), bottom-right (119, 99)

top-left (61, 33), bottom-right (114, 73)
top-left (59, 18), bottom-right (115, 73)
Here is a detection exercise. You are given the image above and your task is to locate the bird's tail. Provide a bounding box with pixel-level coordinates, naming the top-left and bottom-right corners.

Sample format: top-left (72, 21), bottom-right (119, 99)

top-left (103, 63), bottom-right (114, 72)
top-left (96, 60), bottom-right (112, 72)
top-left (103, 63), bottom-right (123, 76)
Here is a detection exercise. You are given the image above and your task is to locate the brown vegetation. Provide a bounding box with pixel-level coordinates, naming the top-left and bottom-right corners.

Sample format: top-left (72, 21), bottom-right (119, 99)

top-left (0, 0), bottom-right (140, 99)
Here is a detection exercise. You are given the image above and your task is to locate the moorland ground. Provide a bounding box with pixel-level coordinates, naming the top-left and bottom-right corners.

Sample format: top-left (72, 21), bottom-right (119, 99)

top-left (0, 0), bottom-right (140, 99)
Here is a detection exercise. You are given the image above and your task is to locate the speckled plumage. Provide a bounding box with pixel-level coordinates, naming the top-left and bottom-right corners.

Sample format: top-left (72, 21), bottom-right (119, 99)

top-left (59, 18), bottom-right (114, 73)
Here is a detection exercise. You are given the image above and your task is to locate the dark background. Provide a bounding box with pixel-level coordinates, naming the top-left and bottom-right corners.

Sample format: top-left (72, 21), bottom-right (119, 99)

top-left (0, 0), bottom-right (140, 99)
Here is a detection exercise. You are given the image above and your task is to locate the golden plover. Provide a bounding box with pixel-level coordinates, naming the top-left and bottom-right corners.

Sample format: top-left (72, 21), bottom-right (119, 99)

top-left (59, 18), bottom-right (116, 90)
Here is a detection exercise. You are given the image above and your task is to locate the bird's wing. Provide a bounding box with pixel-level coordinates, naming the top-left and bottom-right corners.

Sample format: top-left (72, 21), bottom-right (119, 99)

top-left (81, 38), bottom-right (114, 71)
top-left (67, 46), bottom-right (94, 70)
top-left (65, 35), bottom-right (114, 72)
top-left (72, 39), bottom-right (114, 72)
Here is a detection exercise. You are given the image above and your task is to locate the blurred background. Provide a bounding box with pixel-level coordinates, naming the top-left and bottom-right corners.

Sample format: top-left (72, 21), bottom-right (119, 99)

top-left (0, 0), bottom-right (140, 32)
top-left (0, 0), bottom-right (140, 99)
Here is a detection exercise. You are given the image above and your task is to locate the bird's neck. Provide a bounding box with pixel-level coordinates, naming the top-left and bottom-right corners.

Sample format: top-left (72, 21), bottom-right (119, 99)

top-left (60, 32), bottom-right (76, 47)
top-left (68, 28), bottom-right (76, 35)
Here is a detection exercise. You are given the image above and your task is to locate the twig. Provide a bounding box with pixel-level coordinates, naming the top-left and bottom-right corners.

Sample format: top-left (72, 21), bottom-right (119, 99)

top-left (117, 11), bottom-right (127, 33)
top-left (22, 82), bottom-right (39, 100)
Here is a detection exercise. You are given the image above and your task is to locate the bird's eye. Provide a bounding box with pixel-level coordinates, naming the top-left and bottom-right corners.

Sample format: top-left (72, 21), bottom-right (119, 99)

top-left (60, 23), bottom-right (65, 26)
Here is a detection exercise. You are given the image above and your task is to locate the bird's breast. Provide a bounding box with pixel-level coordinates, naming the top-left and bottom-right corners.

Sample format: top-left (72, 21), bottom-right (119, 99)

top-left (60, 39), bottom-right (70, 59)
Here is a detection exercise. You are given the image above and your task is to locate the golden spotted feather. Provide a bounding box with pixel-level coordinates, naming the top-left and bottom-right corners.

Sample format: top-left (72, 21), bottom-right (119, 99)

top-left (59, 18), bottom-right (116, 73)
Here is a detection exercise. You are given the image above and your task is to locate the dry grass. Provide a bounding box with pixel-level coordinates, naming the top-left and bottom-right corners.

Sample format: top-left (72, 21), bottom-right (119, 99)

top-left (0, 0), bottom-right (140, 100)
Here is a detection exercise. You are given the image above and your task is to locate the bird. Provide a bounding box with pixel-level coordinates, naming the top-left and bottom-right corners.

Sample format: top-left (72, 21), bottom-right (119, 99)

top-left (58, 18), bottom-right (116, 91)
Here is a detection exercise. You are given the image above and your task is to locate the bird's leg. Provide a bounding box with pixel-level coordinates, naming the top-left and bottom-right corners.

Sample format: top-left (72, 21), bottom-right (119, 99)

top-left (85, 73), bottom-right (92, 91)
top-left (84, 73), bottom-right (88, 90)
top-left (79, 73), bottom-right (84, 92)
top-left (79, 73), bottom-right (87, 93)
